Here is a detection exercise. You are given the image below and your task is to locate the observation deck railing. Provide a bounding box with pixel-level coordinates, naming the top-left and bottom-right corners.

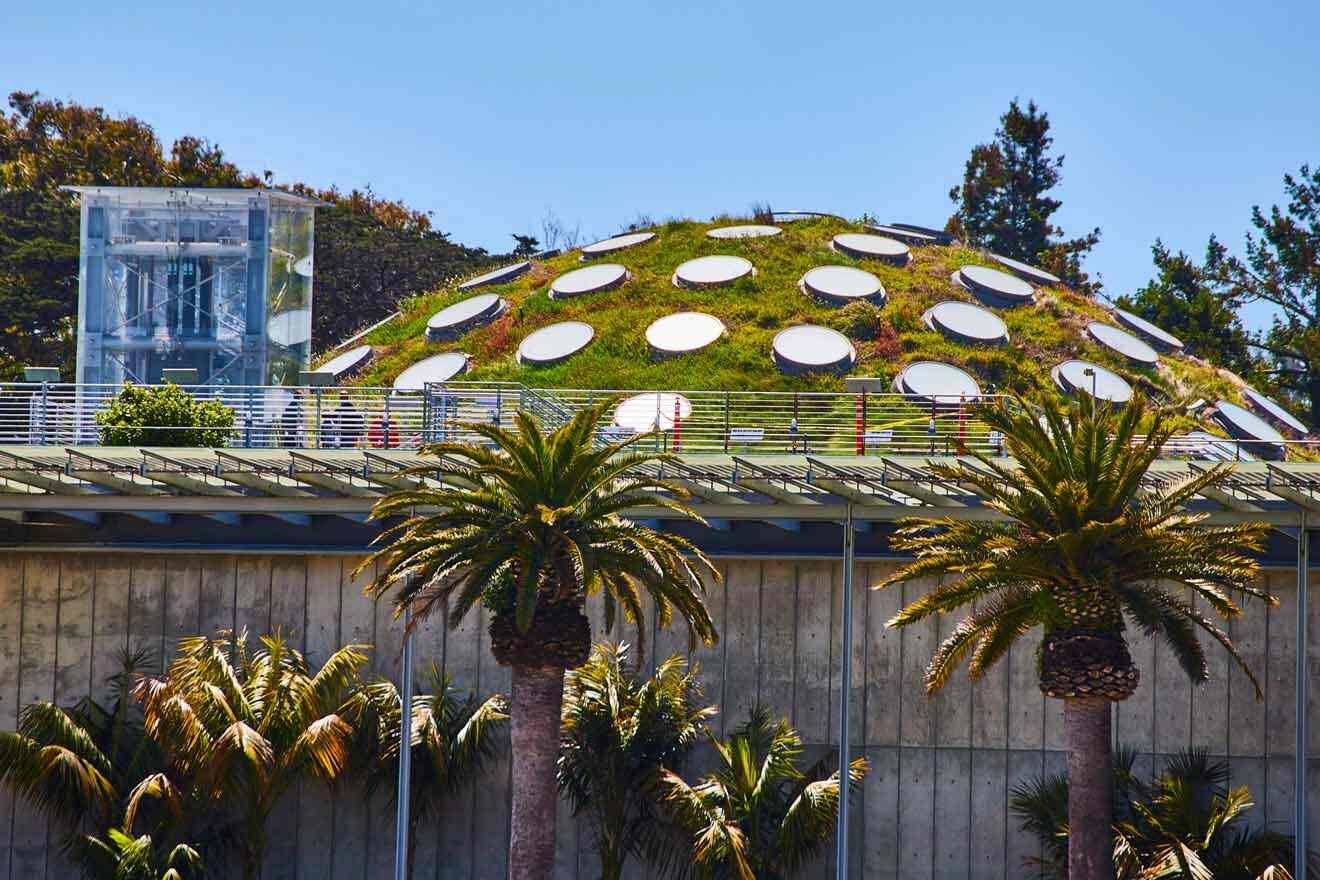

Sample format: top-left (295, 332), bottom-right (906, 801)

top-left (0, 381), bottom-right (1298, 462)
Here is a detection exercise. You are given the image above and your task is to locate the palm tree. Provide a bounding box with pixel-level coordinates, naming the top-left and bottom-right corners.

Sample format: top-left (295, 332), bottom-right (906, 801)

top-left (357, 402), bottom-right (720, 880)
top-left (346, 662), bottom-right (508, 880)
top-left (876, 392), bottom-right (1274, 880)
top-left (0, 648), bottom-right (175, 851)
top-left (76, 829), bottom-right (202, 880)
top-left (1011, 747), bottom-right (1314, 880)
top-left (558, 641), bottom-right (716, 880)
top-left (132, 630), bottom-right (368, 880)
top-left (659, 707), bottom-right (869, 880)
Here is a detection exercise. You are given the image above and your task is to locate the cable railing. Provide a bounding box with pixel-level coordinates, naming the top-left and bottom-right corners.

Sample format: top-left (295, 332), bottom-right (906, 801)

top-left (0, 381), bottom-right (1304, 461)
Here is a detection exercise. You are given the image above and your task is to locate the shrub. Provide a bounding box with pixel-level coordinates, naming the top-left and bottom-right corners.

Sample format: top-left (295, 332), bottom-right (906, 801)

top-left (96, 384), bottom-right (235, 447)
top-left (826, 301), bottom-right (885, 341)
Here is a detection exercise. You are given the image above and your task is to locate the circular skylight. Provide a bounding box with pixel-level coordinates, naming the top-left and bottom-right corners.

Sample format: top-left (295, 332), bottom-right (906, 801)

top-left (614, 392), bottom-right (693, 432)
top-left (426, 293), bottom-right (506, 340)
top-left (517, 321), bottom-right (595, 366)
top-left (1112, 309), bottom-right (1185, 353)
top-left (895, 361), bottom-right (982, 403)
top-left (865, 224), bottom-right (938, 246)
top-left (1052, 359), bottom-right (1133, 404)
top-left (1086, 322), bottom-right (1159, 367)
top-left (673, 255), bottom-right (754, 288)
top-left (707, 224), bottom-right (782, 239)
top-left (772, 211), bottom-right (840, 222)
top-left (832, 233), bottom-right (910, 266)
top-left (800, 265), bottom-right (885, 306)
top-left (549, 263), bottom-right (628, 299)
top-left (317, 344), bottom-right (373, 380)
top-left (646, 312), bottom-right (725, 357)
top-left (394, 352), bottom-right (469, 390)
top-left (922, 300), bottom-right (1009, 345)
top-left (1212, 400), bottom-right (1285, 459)
top-left (581, 231), bottom-right (655, 258)
top-left (458, 261), bottom-right (530, 290)
top-left (992, 254), bottom-right (1061, 286)
top-left (1242, 387), bottom-right (1308, 436)
top-left (267, 308), bottom-right (312, 347)
top-left (772, 325), bottom-right (856, 374)
top-left (889, 222), bottom-right (954, 244)
top-left (956, 265), bottom-right (1036, 305)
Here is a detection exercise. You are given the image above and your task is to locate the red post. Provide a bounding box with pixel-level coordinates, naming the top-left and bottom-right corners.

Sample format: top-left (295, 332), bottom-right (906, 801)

top-left (673, 397), bottom-right (682, 452)
top-left (855, 395), bottom-right (864, 456)
top-left (958, 393), bottom-right (967, 447)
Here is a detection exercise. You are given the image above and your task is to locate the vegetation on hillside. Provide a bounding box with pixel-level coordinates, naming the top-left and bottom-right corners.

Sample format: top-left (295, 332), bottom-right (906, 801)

top-left (354, 213), bottom-right (1245, 409)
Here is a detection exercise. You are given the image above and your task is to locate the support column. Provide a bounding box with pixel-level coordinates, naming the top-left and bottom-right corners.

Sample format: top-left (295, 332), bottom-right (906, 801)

top-left (836, 503), bottom-right (855, 880)
top-left (395, 603), bottom-right (414, 880)
top-left (1296, 517), bottom-right (1308, 880)
top-left (243, 205), bottom-right (268, 386)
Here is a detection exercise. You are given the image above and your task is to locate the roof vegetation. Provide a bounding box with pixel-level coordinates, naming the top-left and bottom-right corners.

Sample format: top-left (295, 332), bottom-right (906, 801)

top-left (344, 214), bottom-right (1246, 410)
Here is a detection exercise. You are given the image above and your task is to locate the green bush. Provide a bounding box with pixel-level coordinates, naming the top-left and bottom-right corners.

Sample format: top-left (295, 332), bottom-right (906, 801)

top-left (825, 301), bottom-right (885, 341)
top-left (95, 383), bottom-right (235, 447)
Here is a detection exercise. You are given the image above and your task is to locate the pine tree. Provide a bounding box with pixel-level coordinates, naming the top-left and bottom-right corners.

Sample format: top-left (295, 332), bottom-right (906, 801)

top-left (1115, 239), bottom-right (1263, 380)
top-left (947, 99), bottom-right (1101, 293)
top-left (1210, 163), bottom-right (1320, 430)
top-left (510, 233), bottom-right (540, 257)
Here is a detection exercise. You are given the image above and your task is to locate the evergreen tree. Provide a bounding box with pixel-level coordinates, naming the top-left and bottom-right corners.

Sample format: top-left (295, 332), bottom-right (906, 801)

top-left (1115, 239), bottom-right (1262, 380)
top-left (947, 98), bottom-right (1101, 293)
top-left (510, 233), bottom-right (540, 257)
top-left (1209, 163), bottom-right (1320, 430)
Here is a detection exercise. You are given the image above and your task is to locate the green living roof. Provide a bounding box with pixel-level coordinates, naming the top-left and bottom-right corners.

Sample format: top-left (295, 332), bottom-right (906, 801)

top-left (334, 213), bottom-right (1256, 412)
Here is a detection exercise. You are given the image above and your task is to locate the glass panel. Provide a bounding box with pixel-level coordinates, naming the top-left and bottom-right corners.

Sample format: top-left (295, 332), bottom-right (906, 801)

top-left (75, 190), bottom-right (314, 387)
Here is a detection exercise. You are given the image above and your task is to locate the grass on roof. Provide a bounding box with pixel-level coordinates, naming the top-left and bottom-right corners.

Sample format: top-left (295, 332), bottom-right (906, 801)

top-left (340, 214), bottom-right (1258, 417)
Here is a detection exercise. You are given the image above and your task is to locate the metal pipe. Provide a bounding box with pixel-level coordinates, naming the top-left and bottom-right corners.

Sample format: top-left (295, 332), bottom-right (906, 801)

top-left (835, 503), bottom-right (855, 879)
top-left (1297, 516), bottom-right (1308, 880)
top-left (394, 603), bottom-right (415, 880)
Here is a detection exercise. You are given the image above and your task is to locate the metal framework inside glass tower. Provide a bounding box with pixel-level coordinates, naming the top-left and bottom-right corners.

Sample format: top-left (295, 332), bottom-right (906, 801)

top-left (65, 186), bottom-right (323, 387)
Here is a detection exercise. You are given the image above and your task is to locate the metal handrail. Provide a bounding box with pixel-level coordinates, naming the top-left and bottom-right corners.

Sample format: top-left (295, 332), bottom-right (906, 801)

top-left (0, 381), bottom-right (1307, 461)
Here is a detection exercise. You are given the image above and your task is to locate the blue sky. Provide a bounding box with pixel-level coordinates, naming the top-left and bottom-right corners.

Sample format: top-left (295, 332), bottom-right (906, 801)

top-left (6, 0), bottom-right (1317, 332)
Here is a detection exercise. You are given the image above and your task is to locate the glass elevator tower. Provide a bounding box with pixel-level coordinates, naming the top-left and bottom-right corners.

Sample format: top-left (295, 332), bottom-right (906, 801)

top-left (68, 187), bottom-right (322, 386)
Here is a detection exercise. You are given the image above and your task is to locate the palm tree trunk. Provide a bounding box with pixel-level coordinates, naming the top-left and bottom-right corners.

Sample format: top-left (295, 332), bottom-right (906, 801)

top-left (1065, 697), bottom-right (1114, 880)
top-left (509, 664), bottom-right (565, 880)
top-left (598, 830), bottom-right (625, 880)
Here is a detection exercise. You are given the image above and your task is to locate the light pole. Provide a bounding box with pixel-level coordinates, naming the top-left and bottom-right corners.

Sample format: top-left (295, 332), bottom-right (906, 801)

top-left (394, 603), bottom-right (414, 880)
top-left (1082, 366), bottom-right (1097, 399)
top-left (835, 504), bottom-right (855, 879)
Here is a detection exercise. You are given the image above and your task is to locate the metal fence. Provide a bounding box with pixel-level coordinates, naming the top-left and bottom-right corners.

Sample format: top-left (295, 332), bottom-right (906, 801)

top-left (0, 381), bottom-right (1302, 461)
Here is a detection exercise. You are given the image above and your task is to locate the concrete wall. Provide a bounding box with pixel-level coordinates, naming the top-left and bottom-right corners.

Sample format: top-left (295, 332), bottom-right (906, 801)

top-left (0, 551), bottom-right (1314, 879)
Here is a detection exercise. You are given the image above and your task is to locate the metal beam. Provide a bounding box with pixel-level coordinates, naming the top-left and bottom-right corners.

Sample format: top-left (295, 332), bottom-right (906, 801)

top-left (1296, 518), bottom-right (1309, 880)
top-left (283, 451), bottom-right (377, 498)
top-left (881, 458), bottom-right (966, 508)
top-left (731, 457), bottom-right (823, 506)
top-left (214, 452), bottom-right (315, 498)
top-left (1266, 464), bottom-right (1320, 513)
top-left (362, 451), bottom-right (424, 491)
top-left (140, 450), bottom-right (244, 497)
top-left (0, 450), bottom-right (98, 495)
top-left (806, 457), bottom-right (906, 506)
top-left (65, 449), bottom-right (168, 496)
